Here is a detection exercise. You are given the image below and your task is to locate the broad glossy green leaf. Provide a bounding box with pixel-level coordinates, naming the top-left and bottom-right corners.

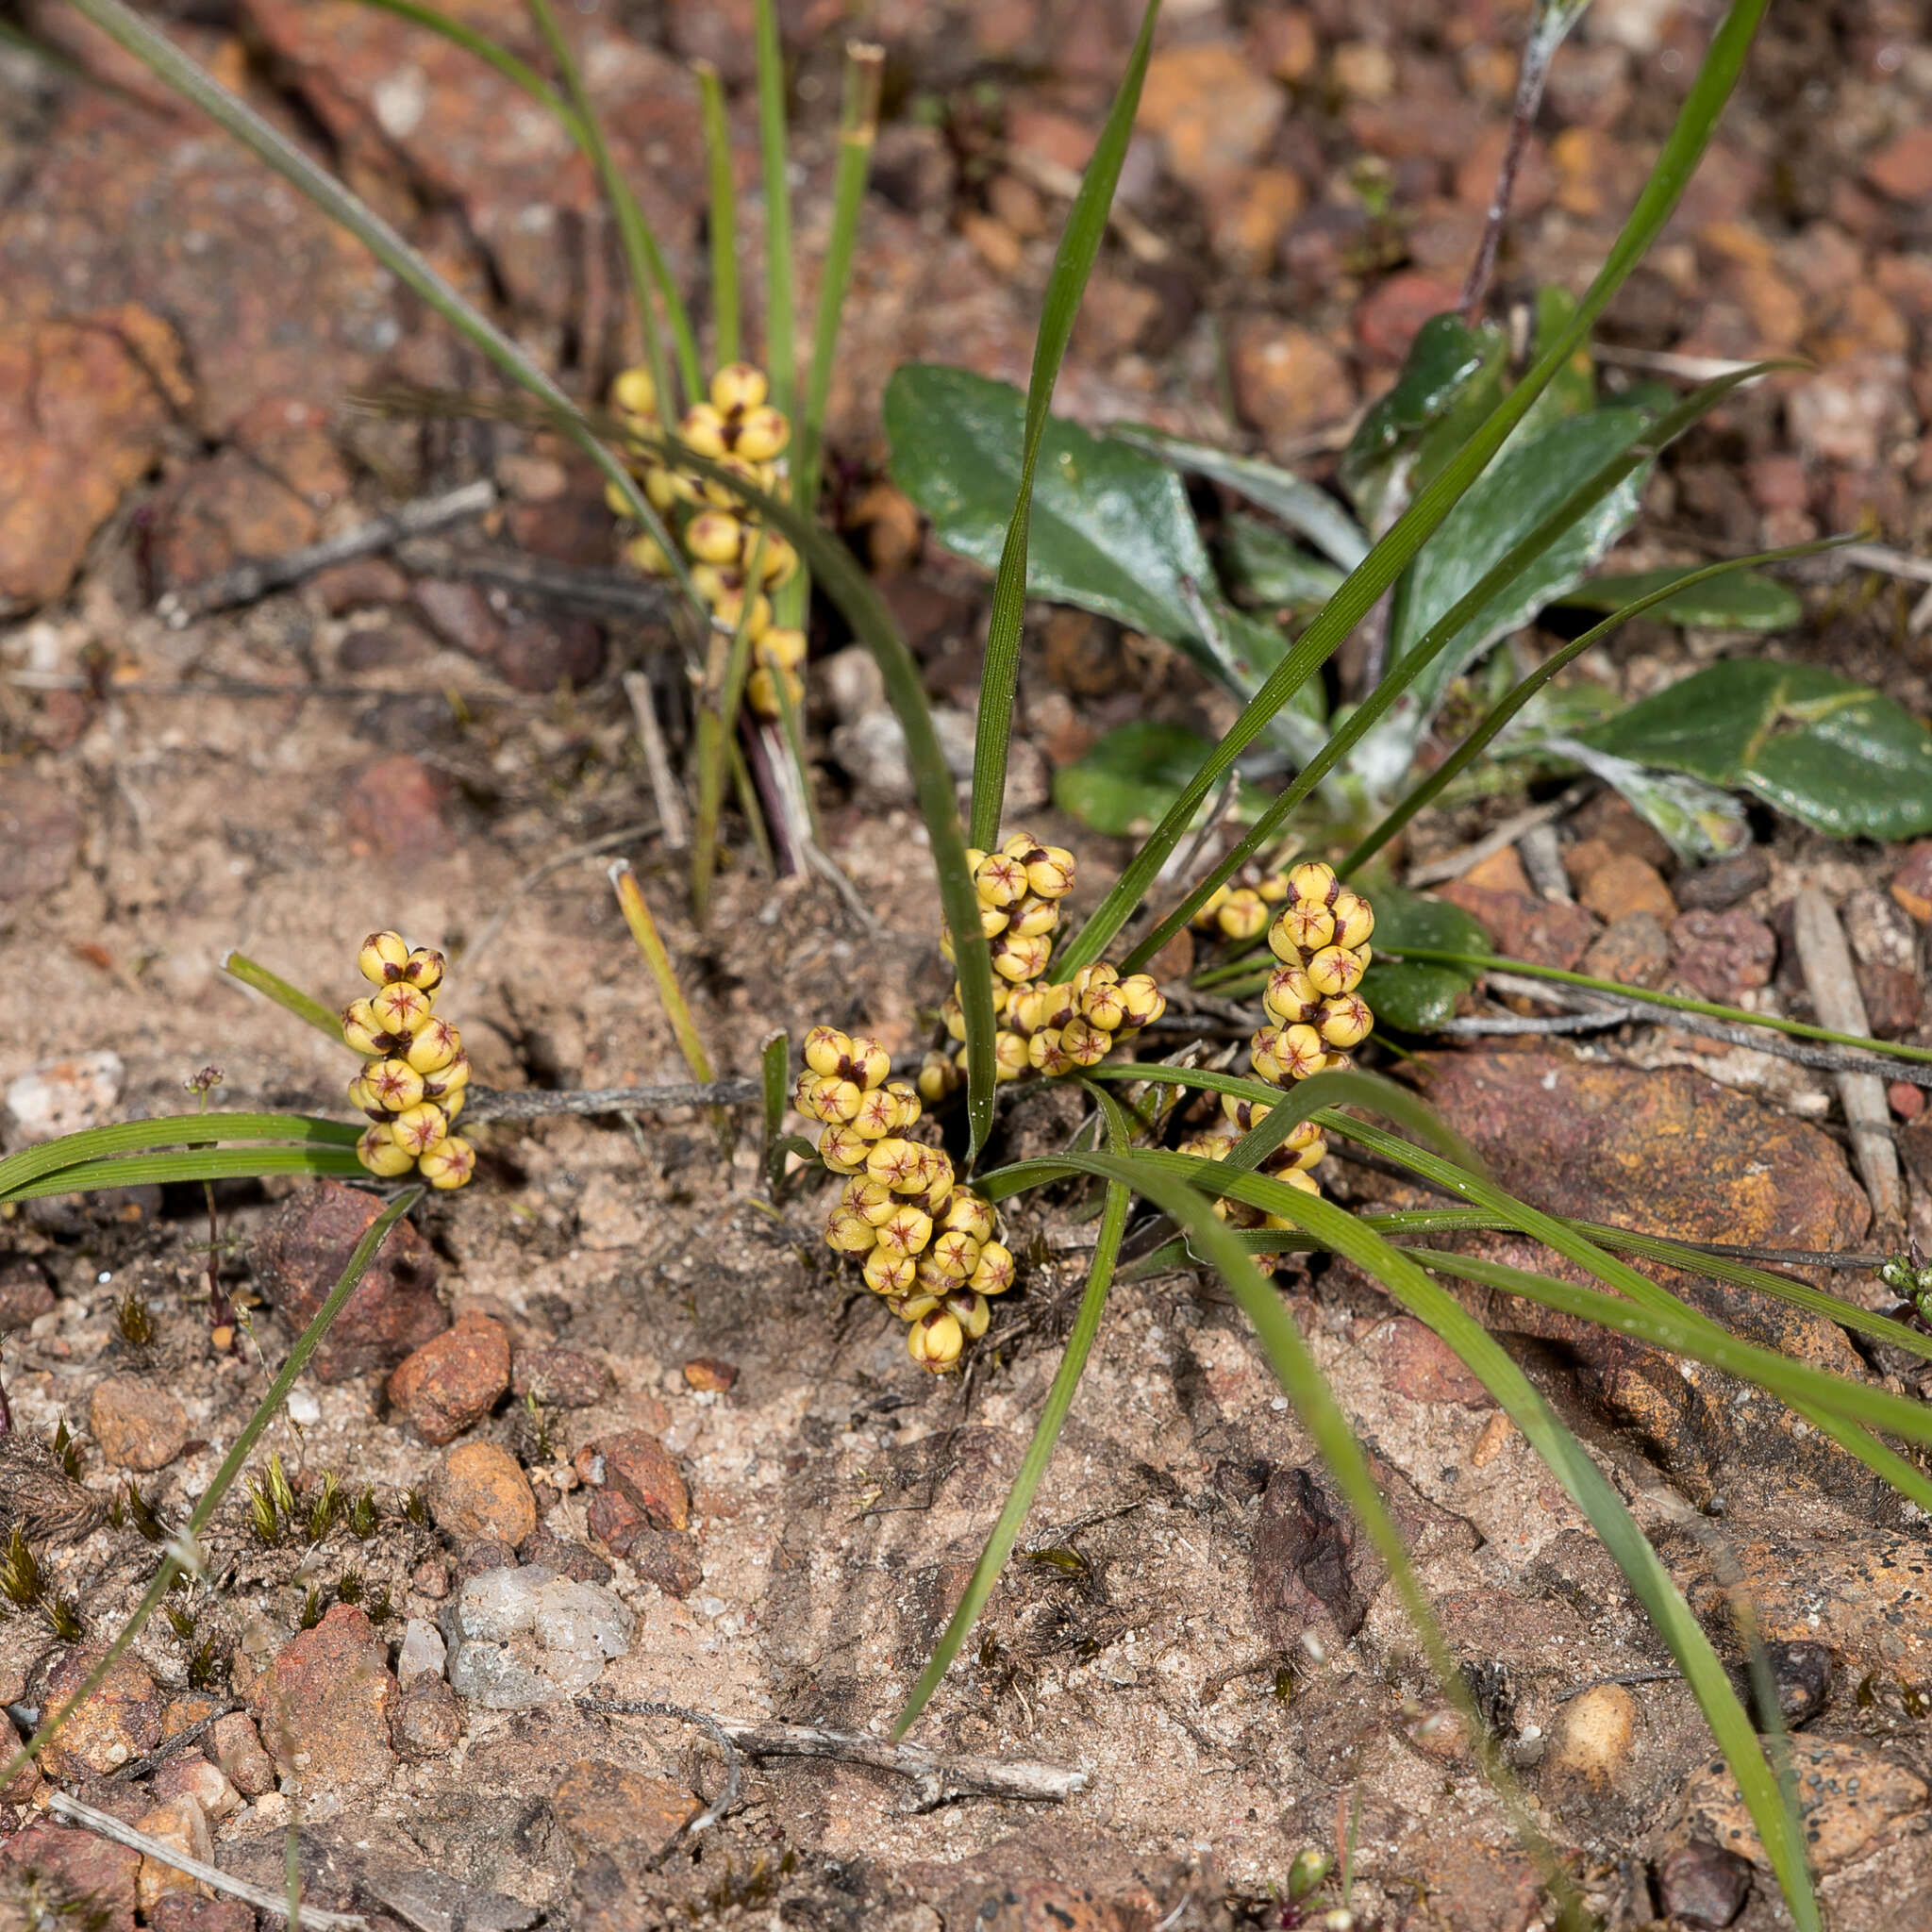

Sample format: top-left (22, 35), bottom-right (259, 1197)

top-left (1508, 286), bottom-right (1597, 446)
top-left (1551, 738), bottom-right (1750, 859)
top-left (1560, 565), bottom-right (1800, 630)
top-left (886, 364), bottom-right (1212, 643)
top-left (1361, 884), bottom-right (1491, 1032)
top-left (1219, 514), bottom-right (1348, 611)
top-left (1578, 659), bottom-right (1932, 840)
top-left (1384, 408), bottom-right (1649, 736)
top-left (1052, 722), bottom-right (1266, 837)
top-left (1339, 313), bottom-right (1507, 531)
top-left (1112, 425), bottom-right (1370, 572)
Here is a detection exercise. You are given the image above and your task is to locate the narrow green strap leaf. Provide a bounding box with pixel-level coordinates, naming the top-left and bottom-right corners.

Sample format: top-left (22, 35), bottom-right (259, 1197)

top-left (697, 60), bottom-right (740, 369)
top-left (1, 1146), bottom-right (366, 1203)
top-left (352, 1), bottom-right (571, 121)
top-left (0, 1113), bottom-right (360, 1200)
top-left (753, 0), bottom-right (793, 419)
top-left (894, 1141), bottom-right (1131, 1735)
top-left (223, 951), bottom-right (342, 1042)
top-left (1376, 946), bottom-right (1932, 1065)
top-left (1343, 534), bottom-right (1842, 874)
top-left (969, 0), bottom-right (1160, 853)
top-left (1055, 0), bottom-right (1772, 979)
top-left (1, 1190), bottom-right (423, 1790)
top-left (760, 1029), bottom-right (790, 1185)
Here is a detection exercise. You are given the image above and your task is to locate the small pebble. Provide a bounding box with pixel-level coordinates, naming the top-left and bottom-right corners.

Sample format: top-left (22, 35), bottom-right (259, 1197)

top-left (1655, 1840), bottom-right (1752, 1929)
top-left (3, 1051), bottom-right (124, 1142)
top-left (90, 1375), bottom-right (190, 1472)
top-left (209, 1711), bottom-right (276, 1798)
top-left (387, 1311), bottom-right (511, 1444)
top-left (1545, 1683), bottom-right (1636, 1789)
top-left (441, 1564), bottom-right (634, 1709)
top-left (397, 1617), bottom-right (447, 1688)
top-left (1890, 1081), bottom-right (1924, 1120)
top-left (681, 1356), bottom-right (739, 1393)
top-left (390, 1674), bottom-right (465, 1759)
top-left (427, 1441), bottom-right (538, 1546)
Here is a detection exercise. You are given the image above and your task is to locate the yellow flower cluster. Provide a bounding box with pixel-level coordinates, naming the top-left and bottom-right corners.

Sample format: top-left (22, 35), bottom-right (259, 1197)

top-left (606, 361), bottom-right (806, 720)
top-left (341, 932), bottom-right (475, 1190)
top-left (1248, 862), bottom-right (1376, 1087)
top-left (1191, 863), bottom-right (1295, 942)
top-left (927, 832), bottom-right (1166, 1097)
top-left (1179, 864), bottom-right (1375, 1254)
top-left (795, 1026), bottom-right (1014, 1371)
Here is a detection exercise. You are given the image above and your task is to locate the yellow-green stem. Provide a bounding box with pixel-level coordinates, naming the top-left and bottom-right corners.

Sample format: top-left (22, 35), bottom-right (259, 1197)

top-left (610, 858), bottom-right (715, 1086)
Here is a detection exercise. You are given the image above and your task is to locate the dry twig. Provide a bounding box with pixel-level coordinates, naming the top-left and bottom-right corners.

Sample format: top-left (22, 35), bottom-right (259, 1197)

top-left (156, 480), bottom-right (496, 626)
top-left (463, 1079), bottom-right (759, 1123)
top-left (48, 1792), bottom-right (370, 1930)
top-left (393, 537), bottom-right (679, 622)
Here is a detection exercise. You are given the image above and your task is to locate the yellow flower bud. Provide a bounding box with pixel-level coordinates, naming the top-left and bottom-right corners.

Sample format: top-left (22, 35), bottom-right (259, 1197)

top-left (372, 982), bottom-right (433, 1038)
top-left (610, 364), bottom-right (658, 420)
top-left (924, 1227), bottom-right (980, 1282)
top-left (824, 1205), bottom-right (877, 1255)
top-left (686, 509), bottom-right (746, 565)
top-left (357, 1123), bottom-right (415, 1177)
top-left (842, 1175), bottom-right (896, 1224)
top-left (625, 532), bottom-right (675, 575)
top-left (947, 1288), bottom-right (991, 1340)
top-left (1178, 1131), bottom-right (1233, 1162)
top-left (711, 586), bottom-right (773, 642)
top-left (941, 1191), bottom-right (996, 1245)
top-left (1318, 994), bottom-right (1374, 1049)
top-left (1306, 944), bottom-right (1364, 998)
top-left (391, 1101), bottom-right (450, 1158)
top-left (644, 464), bottom-right (695, 511)
top-left (1274, 1024), bottom-right (1327, 1082)
top-left (1257, 871), bottom-right (1291, 904)
top-left (1250, 1025), bottom-right (1288, 1086)
top-left (421, 1051), bottom-right (468, 1104)
top-left (709, 361), bottom-right (769, 413)
top-left (1024, 846), bottom-right (1076, 900)
top-left (815, 1076), bottom-right (864, 1124)
top-left (848, 1037), bottom-right (891, 1090)
top-left (1265, 966), bottom-right (1321, 1024)
top-left (680, 403), bottom-right (730, 458)
top-left (969, 1241), bottom-right (1016, 1296)
top-left (745, 665), bottom-right (802, 719)
top-left (1079, 976), bottom-right (1128, 1032)
top-left (405, 1017), bottom-right (461, 1074)
top-left (1329, 888), bottom-right (1374, 949)
top-left (941, 990), bottom-right (968, 1041)
top-left (805, 1026), bottom-right (853, 1076)
top-left (1278, 902), bottom-right (1335, 956)
top-left (1027, 1029), bottom-right (1074, 1077)
top-left (818, 1124), bottom-right (870, 1172)
top-left (1217, 888), bottom-right (1269, 941)
top-left (1288, 860), bottom-right (1339, 908)
top-left (974, 853), bottom-right (1027, 908)
top-left (793, 1069), bottom-right (827, 1121)
top-left (1192, 884), bottom-right (1233, 930)
top-left (908, 1307), bottom-right (963, 1370)
top-left (347, 1072), bottom-right (385, 1120)
top-left (755, 531), bottom-right (798, 589)
top-left (341, 998), bottom-right (391, 1058)
top-left (419, 1136), bottom-right (476, 1189)
top-left (732, 405), bottom-right (790, 462)
top-left (1276, 1167), bottom-right (1321, 1199)
top-left (1221, 1091), bottom-right (1270, 1130)
top-left (877, 1206), bottom-right (935, 1260)
top-left (864, 1248), bottom-right (918, 1296)
top-left (852, 1088), bottom-right (897, 1140)
top-left (865, 1137), bottom-right (923, 1191)
top-left (357, 931), bottom-right (409, 985)
top-left (757, 625), bottom-right (807, 672)
top-left (1001, 829), bottom-right (1043, 859)
top-left (1006, 893), bottom-right (1060, 940)
top-left (366, 1058), bottom-right (425, 1113)
top-left (1059, 1016), bottom-right (1109, 1066)
top-left (917, 1052), bottom-right (961, 1105)
top-left (884, 1081), bottom-right (922, 1132)
top-left (993, 1030), bottom-right (1033, 1081)
top-left (991, 932), bottom-right (1052, 982)
top-left (1116, 974), bottom-right (1163, 1027)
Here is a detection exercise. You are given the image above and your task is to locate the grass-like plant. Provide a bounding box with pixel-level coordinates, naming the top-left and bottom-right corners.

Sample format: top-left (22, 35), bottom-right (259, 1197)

top-left (26, 0), bottom-right (1932, 1923)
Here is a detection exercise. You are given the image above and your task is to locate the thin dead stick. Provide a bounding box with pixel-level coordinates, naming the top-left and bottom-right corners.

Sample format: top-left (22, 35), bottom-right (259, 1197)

top-left (669, 1712), bottom-right (1085, 1807)
top-left (156, 480), bottom-right (496, 626)
top-left (992, 141), bottom-right (1170, 263)
top-left (1832, 541), bottom-right (1932, 589)
top-left (624, 671), bottom-right (691, 852)
top-left (48, 1792), bottom-right (370, 1930)
top-left (108, 1699), bottom-right (239, 1781)
top-left (458, 822), bottom-right (656, 972)
top-left (1441, 1009), bottom-right (1622, 1037)
top-left (1405, 785), bottom-right (1590, 888)
top-left (1793, 888), bottom-right (1903, 1225)
top-left (463, 1078), bottom-right (758, 1123)
top-left (1593, 343), bottom-right (1764, 383)
top-left (393, 538), bottom-right (680, 623)
top-left (1484, 969), bottom-right (1932, 1088)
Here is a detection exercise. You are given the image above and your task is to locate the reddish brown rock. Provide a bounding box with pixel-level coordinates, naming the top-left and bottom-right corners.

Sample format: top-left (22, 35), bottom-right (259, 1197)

top-left (551, 1757), bottom-right (694, 1858)
top-left (250, 1602), bottom-right (396, 1790)
top-left (1668, 908), bottom-right (1777, 1001)
top-left (37, 1645), bottom-right (163, 1779)
top-left (1354, 271), bottom-right (1461, 362)
top-left (520, 1528), bottom-right (614, 1586)
top-left (132, 1793), bottom-right (213, 1916)
top-left (427, 1440), bottom-right (539, 1546)
top-left (1568, 790), bottom-right (1676, 870)
top-left (512, 1345), bottom-right (611, 1409)
top-left (1579, 910), bottom-right (1671, 988)
top-left (1856, 959), bottom-right (1923, 1040)
top-left (1228, 319), bottom-right (1357, 451)
top-left (252, 1180), bottom-right (445, 1384)
top-left (88, 1374), bottom-right (190, 1472)
top-left (148, 1897), bottom-right (258, 1932)
top-left (1889, 840), bottom-right (1932, 924)
top-left (390, 1673), bottom-right (465, 1760)
top-left (1359, 1314), bottom-right (1495, 1408)
top-left (1863, 126), bottom-right (1932, 203)
top-left (1655, 1840), bottom-right (1752, 1929)
top-left (0, 305), bottom-right (191, 610)
top-left (387, 1311), bottom-right (511, 1443)
top-left (341, 753), bottom-right (451, 864)
top-left (311, 554), bottom-right (409, 615)
top-left (0, 776), bottom-right (82, 902)
top-left (587, 1429), bottom-right (690, 1531)
top-left (152, 448), bottom-right (319, 592)
top-left (0, 1821), bottom-right (140, 1932)
top-left (1573, 849), bottom-right (1675, 924)
top-left (150, 1751), bottom-right (241, 1823)
top-left (208, 1709), bottom-right (276, 1797)
top-left (0, 1255), bottom-right (56, 1331)
top-left (1437, 878), bottom-right (1598, 970)
top-left (681, 1357), bottom-right (739, 1393)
